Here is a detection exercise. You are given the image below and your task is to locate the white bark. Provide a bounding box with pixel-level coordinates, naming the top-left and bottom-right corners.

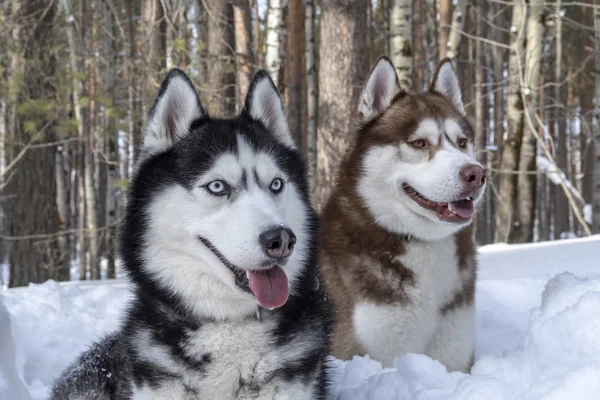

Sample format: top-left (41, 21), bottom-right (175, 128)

top-left (55, 147), bottom-right (69, 279)
top-left (446, 0), bottom-right (467, 60)
top-left (305, 0), bottom-right (317, 198)
top-left (265, 0), bottom-right (284, 87)
top-left (388, 0), bottom-right (412, 88)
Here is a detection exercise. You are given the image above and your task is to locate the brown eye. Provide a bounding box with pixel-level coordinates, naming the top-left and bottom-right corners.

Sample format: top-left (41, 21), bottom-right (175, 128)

top-left (410, 139), bottom-right (428, 149)
top-left (457, 138), bottom-right (467, 148)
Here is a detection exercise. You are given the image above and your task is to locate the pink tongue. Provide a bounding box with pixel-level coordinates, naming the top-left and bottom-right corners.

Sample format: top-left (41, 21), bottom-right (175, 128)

top-left (450, 200), bottom-right (475, 218)
top-left (248, 266), bottom-right (289, 309)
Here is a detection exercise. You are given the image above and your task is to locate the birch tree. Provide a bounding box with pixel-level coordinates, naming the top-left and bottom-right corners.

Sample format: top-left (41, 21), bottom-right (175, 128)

top-left (439, 0), bottom-right (452, 59)
top-left (265, 0), bottom-right (284, 88)
top-left (388, 0), bottom-right (412, 88)
top-left (446, 0), bottom-right (468, 59)
top-left (305, 0), bottom-right (318, 199)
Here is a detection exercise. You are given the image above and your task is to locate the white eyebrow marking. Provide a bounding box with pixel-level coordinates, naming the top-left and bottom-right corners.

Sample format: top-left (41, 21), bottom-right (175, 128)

top-left (411, 118), bottom-right (439, 144)
top-left (443, 119), bottom-right (463, 142)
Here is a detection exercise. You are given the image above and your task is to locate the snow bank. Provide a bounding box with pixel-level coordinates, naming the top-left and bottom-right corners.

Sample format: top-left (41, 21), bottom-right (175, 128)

top-left (1, 281), bottom-right (130, 400)
top-left (478, 235), bottom-right (600, 280)
top-left (2, 235), bottom-right (599, 399)
top-left (331, 271), bottom-right (600, 399)
top-left (0, 297), bottom-right (32, 400)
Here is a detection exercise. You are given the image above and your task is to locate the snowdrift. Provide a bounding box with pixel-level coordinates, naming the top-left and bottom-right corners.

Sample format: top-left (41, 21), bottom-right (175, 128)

top-left (1, 235), bottom-right (599, 400)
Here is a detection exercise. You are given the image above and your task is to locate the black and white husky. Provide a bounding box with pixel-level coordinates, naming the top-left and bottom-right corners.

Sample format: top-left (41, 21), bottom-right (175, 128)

top-left (51, 69), bottom-right (331, 399)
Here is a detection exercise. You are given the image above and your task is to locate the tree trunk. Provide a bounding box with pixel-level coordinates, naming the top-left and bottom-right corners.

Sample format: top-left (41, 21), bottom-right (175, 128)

top-left (494, 1), bottom-right (526, 243)
top-left (316, 0), bottom-right (369, 209)
top-left (140, 0), bottom-right (167, 118)
top-left (285, 0), bottom-right (305, 147)
top-left (305, 0), bottom-right (318, 200)
top-left (580, 3), bottom-right (595, 231)
top-left (86, 4), bottom-right (100, 280)
top-left (388, 0), bottom-right (412, 89)
top-left (412, 0), bottom-right (422, 90)
top-left (7, 0), bottom-right (62, 287)
top-left (438, 0), bottom-right (451, 60)
top-left (233, 0), bottom-right (254, 110)
top-left (206, 0), bottom-right (236, 117)
top-left (446, 0), bottom-right (467, 59)
top-left (379, 0), bottom-right (387, 56)
top-left (594, 1), bottom-right (600, 232)
top-left (554, 0), bottom-right (569, 239)
top-left (265, 0), bottom-right (284, 88)
top-left (78, 161), bottom-right (87, 280)
top-left (105, 0), bottom-right (120, 279)
top-left (474, 2), bottom-right (489, 244)
top-left (3, 0), bottom-right (25, 269)
top-left (60, 0), bottom-right (89, 277)
top-left (492, 2), bottom-right (507, 217)
top-left (513, 1), bottom-right (544, 243)
top-left (55, 147), bottom-right (70, 281)
top-left (125, 0), bottom-right (142, 167)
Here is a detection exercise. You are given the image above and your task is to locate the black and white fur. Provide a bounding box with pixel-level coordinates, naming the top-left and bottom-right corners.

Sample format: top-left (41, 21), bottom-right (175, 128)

top-left (51, 69), bottom-right (331, 399)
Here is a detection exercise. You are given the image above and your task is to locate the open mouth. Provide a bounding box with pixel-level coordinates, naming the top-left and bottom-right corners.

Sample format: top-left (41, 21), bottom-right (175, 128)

top-left (402, 184), bottom-right (475, 223)
top-left (198, 237), bottom-right (289, 309)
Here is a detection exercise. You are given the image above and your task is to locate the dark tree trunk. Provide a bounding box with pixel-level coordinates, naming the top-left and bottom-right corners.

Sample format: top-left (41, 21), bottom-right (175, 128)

top-left (316, 0), bottom-right (369, 210)
top-left (206, 0), bottom-right (236, 117)
top-left (285, 0), bottom-right (305, 147)
top-left (7, 0), bottom-right (62, 287)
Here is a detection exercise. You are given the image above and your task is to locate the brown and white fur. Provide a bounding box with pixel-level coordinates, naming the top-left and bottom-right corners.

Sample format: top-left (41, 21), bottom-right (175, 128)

top-left (320, 57), bottom-right (486, 373)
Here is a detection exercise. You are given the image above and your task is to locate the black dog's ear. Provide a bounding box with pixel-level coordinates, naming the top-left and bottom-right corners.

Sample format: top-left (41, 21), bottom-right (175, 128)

top-left (430, 58), bottom-right (465, 115)
top-left (243, 70), bottom-right (296, 149)
top-left (143, 69), bottom-right (204, 154)
top-left (359, 56), bottom-right (402, 121)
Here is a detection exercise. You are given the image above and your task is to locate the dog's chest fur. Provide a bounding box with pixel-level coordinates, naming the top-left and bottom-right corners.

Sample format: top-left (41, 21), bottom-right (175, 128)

top-left (352, 236), bottom-right (465, 360)
top-left (130, 312), bottom-right (319, 399)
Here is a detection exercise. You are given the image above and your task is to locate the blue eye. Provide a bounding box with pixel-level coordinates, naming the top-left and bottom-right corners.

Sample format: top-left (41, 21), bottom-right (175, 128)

top-left (270, 178), bottom-right (284, 194)
top-left (206, 180), bottom-right (230, 196)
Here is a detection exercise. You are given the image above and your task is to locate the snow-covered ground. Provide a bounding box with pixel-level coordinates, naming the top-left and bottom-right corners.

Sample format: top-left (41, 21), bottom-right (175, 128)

top-left (1, 236), bottom-right (599, 400)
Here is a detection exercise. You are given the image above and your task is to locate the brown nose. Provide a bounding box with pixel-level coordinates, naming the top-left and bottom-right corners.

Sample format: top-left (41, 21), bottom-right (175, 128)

top-left (260, 227), bottom-right (296, 260)
top-left (460, 165), bottom-right (486, 189)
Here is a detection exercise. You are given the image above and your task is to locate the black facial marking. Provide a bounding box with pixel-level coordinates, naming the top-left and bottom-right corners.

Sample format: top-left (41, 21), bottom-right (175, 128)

top-left (253, 169), bottom-right (262, 189)
top-left (241, 169), bottom-right (248, 190)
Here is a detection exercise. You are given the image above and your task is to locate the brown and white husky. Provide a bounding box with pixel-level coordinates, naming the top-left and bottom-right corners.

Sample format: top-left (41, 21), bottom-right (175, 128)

top-left (320, 57), bottom-right (486, 373)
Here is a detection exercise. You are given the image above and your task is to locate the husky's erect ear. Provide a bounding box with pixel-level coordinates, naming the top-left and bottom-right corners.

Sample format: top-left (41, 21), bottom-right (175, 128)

top-left (430, 58), bottom-right (465, 114)
top-left (243, 70), bottom-right (295, 149)
top-left (359, 56), bottom-right (402, 120)
top-left (143, 69), bottom-right (204, 153)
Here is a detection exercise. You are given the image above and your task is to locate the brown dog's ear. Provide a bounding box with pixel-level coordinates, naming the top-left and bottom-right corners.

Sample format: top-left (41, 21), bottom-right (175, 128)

top-left (430, 58), bottom-right (465, 115)
top-left (359, 56), bottom-right (402, 121)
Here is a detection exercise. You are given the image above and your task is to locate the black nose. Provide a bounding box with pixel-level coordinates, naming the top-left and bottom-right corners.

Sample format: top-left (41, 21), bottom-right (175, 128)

top-left (259, 227), bottom-right (296, 259)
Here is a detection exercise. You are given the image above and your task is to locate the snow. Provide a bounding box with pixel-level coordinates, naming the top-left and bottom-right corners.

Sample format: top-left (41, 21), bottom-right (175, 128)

top-left (1, 235), bottom-right (600, 400)
top-left (583, 204), bottom-right (592, 225)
